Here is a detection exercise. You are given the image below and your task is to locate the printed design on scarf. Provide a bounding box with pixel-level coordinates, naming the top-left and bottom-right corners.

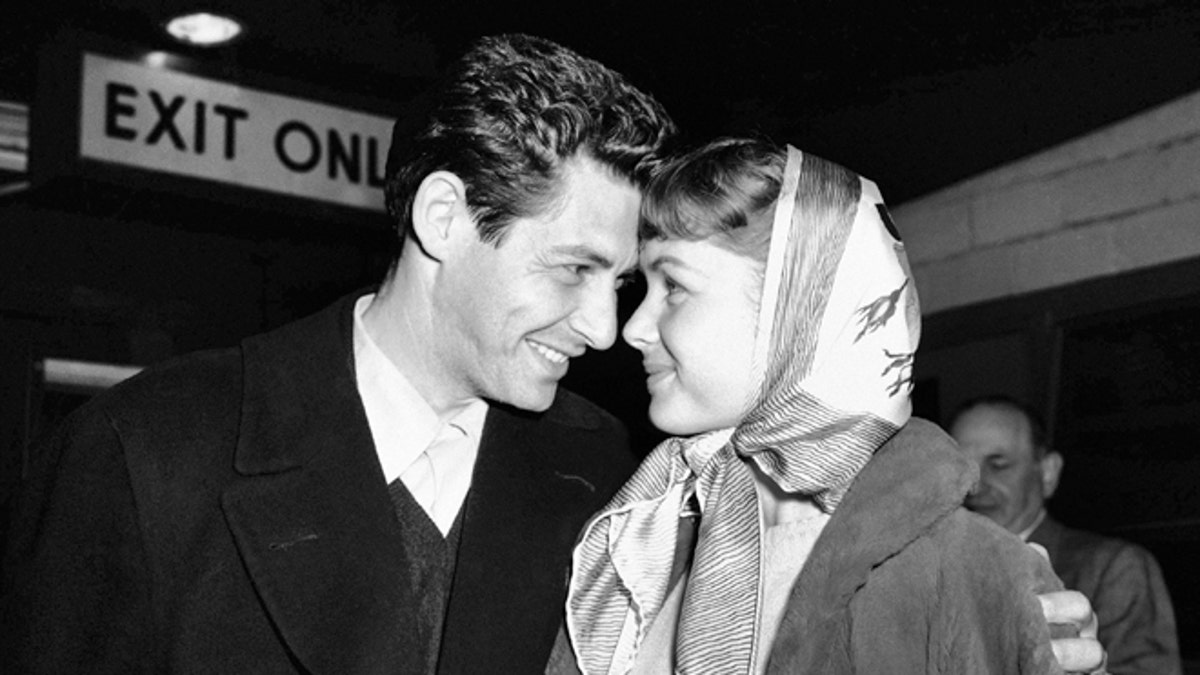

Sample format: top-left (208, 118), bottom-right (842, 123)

top-left (854, 279), bottom-right (909, 343)
top-left (882, 348), bottom-right (915, 397)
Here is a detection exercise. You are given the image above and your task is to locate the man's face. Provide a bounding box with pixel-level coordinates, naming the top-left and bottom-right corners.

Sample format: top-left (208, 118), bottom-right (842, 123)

top-left (434, 155), bottom-right (640, 412)
top-left (951, 404), bottom-right (1047, 534)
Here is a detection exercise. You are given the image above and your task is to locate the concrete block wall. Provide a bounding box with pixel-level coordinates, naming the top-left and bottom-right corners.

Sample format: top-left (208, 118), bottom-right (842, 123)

top-left (894, 88), bottom-right (1200, 315)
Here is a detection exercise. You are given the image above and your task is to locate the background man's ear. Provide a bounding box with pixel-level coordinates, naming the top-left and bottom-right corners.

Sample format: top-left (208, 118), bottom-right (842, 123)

top-left (1040, 450), bottom-right (1064, 500)
top-left (410, 171), bottom-right (471, 261)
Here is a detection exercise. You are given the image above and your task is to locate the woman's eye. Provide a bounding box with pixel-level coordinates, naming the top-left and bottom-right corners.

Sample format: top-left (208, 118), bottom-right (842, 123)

top-left (664, 277), bottom-right (684, 297)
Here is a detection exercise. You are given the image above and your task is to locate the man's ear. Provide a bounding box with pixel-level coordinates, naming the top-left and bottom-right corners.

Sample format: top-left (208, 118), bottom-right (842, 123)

top-left (1040, 450), bottom-right (1064, 500)
top-left (410, 171), bottom-right (472, 261)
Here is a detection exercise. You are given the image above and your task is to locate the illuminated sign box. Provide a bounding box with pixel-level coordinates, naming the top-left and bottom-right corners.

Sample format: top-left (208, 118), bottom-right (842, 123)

top-left (31, 35), bottom-right (401, 223)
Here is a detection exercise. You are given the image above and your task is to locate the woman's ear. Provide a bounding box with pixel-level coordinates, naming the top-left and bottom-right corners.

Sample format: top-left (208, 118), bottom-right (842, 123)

top-left (410, 171), bottom-right (472, 261)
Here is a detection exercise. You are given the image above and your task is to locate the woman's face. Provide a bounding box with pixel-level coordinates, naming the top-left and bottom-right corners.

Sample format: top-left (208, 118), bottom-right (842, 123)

top-left (623, 236), bottom-right (762, 435)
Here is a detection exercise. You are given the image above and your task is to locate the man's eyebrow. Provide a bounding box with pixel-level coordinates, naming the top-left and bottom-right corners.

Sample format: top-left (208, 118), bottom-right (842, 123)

top-left (549, 245), bottom-right (616, 269)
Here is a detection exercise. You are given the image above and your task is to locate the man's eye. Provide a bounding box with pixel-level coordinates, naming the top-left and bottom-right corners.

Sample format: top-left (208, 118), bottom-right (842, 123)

top-left (557, 264), bottom-right (589, 283)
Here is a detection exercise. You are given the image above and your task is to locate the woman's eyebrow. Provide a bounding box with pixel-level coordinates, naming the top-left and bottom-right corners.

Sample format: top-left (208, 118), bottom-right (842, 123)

top-left (645, 254), bottom-right (704, 277)
top-left (644, 254), bottom-right (681, 273)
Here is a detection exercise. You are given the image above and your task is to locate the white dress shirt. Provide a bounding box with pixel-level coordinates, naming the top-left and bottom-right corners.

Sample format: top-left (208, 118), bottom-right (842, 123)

top-left (1017, 508), bottom-right (1048, 542)
top-left (352, 294), bottom-right (488, 535)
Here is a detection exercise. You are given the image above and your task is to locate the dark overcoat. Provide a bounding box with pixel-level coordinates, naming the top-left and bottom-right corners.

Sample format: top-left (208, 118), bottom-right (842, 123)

top-left (1, 294), bottom-right (636, 674)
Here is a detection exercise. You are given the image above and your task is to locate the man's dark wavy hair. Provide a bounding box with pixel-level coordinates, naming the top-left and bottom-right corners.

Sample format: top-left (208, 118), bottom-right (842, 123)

top-left (383, 34), bottom-right (676, 257)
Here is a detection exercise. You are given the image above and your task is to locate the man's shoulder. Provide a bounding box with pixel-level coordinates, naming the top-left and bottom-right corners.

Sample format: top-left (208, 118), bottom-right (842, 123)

top-left (542, 387), bottom-right (627, 433)
top-left (88, 346), bottom-right (244, 419)
top-left (1036, 516), bottom-right (1166, 595)
top-left (96, 295), bottom-right (355, 426)
top-left (1043, 518), bottom-right (1162, 580)
top-left (44, 348), bottom-right (246, 463)
top-left (483, 387), bottom-right (632, 456)
top-left (492, 387), bottom-right (637, 491)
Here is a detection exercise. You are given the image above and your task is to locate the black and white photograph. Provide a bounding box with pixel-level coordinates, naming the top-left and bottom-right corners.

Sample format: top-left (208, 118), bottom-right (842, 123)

top-left (1, 1), bottom-right (1197, 672)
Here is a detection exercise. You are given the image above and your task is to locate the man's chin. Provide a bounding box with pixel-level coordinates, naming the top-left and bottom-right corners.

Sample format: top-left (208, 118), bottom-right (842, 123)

top-left (964, 500), bottom-right (1002, 519)
top-left (495, 385), bottom-right (558, 413)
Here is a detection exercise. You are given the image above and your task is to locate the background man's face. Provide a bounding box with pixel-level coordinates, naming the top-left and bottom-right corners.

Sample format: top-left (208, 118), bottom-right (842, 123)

top-left (951, 404), bottom-right (1047, 534)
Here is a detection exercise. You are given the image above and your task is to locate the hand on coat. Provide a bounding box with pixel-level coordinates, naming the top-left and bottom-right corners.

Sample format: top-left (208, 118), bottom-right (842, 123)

top-left (1039, 589), bottom-right (1107, 674)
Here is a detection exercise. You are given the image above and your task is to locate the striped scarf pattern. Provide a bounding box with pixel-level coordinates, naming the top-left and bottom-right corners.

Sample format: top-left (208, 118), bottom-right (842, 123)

top-left (567, 146), bottom-right (921, 675)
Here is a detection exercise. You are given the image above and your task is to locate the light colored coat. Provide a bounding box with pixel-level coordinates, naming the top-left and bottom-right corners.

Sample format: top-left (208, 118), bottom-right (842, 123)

top-left (550, 419), bottom-right (1065, 674)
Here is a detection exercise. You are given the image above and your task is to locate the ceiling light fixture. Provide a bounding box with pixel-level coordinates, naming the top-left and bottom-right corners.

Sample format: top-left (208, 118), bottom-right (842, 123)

top-left (164, 12), bottom-right (245, 47)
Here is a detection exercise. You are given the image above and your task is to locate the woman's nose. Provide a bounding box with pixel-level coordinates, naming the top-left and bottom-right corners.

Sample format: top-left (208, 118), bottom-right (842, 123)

top-left (622, 296), bottom-right (658, 350)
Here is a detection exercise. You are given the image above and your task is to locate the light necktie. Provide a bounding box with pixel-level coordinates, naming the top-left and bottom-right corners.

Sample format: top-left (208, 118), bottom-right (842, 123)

top-left (402, 421), bottom-right (470, 535)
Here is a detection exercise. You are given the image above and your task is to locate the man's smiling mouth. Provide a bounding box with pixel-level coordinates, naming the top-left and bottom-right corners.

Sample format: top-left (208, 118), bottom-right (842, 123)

top-left (529, 340), bottom-right (570, 364)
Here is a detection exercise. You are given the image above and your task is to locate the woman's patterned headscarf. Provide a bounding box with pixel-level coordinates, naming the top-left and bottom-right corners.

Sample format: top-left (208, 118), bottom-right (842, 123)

top-left (565, 145), bottom-right (922, 675)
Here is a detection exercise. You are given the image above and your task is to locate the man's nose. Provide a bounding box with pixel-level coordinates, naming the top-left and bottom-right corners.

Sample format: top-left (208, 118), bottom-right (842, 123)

top-left (973, 469), bottom-right (1001, 496)
top-left (572, 285), bottom-right (619, 351)
top-left (977, 465), bottom-right (998, 486)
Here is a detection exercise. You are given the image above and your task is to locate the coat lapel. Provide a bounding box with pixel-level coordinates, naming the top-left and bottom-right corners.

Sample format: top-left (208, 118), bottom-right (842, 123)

top-left (768, 419), bottom-right (975, 672)
top-left (219, 295), bottom-right (428, 674)
top-left (437, 402), bottom-right (612, 674)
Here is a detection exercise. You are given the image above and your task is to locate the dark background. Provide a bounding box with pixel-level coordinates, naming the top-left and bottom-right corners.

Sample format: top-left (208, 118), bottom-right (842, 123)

top-left (3, 0), bottom-right (1200, 203)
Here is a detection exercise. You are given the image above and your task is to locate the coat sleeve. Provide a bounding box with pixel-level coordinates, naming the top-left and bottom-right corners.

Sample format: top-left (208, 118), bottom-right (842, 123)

top-left (1087, 542), bottom-right (1181, 675)
top-left (1, 401), bottom-right (159, 673)
top-left (933, 513), bottom-right (1066, 675)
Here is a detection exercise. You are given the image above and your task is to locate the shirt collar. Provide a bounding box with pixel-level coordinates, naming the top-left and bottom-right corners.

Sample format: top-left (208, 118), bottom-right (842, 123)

top-left (352, 294), bottom-right (487, 482)
top-left (1017, 508), bottom-right (1047, 542)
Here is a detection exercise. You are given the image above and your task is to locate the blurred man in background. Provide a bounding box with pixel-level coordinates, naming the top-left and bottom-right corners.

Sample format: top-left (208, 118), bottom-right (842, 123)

top-left (951, 395), bottom-right (1181, 675)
